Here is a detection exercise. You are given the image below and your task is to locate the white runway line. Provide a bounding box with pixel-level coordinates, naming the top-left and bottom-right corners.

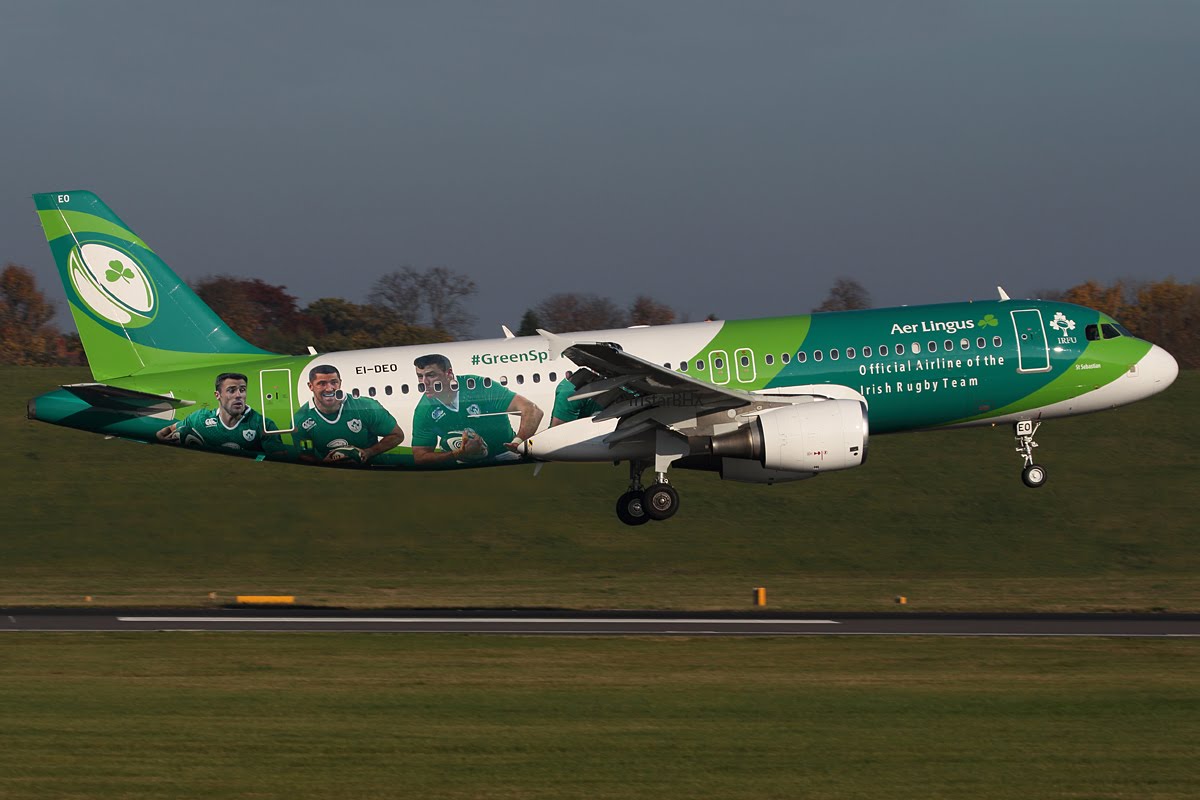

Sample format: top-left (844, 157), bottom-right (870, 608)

top-left (117, 617), bottom-right (841, 624)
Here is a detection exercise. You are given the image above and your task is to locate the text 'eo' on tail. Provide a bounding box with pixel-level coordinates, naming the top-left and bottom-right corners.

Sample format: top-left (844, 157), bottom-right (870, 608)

top-left (33, 191), bottom-right (273, 381)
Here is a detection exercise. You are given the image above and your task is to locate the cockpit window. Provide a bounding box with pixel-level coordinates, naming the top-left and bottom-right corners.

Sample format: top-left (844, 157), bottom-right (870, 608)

top-left (1088, 322), bottom-right (1133, 341)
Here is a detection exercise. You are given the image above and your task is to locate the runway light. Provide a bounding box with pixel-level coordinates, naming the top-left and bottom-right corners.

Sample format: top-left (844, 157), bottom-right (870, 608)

top-left (754, 587), bottom-right (766, 607)
top-left (895, 596), bottom-right (908, 605)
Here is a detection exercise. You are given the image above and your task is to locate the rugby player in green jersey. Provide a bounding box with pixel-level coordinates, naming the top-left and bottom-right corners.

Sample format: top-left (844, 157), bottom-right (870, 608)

top-left (549, 370), bottom-right (603, 427)
top-left (156, 372), bottom-right (285, 456)
top-left (411, 354), bottom-right (543, 466)
top-left (294, 365), bottom-right (405, 465)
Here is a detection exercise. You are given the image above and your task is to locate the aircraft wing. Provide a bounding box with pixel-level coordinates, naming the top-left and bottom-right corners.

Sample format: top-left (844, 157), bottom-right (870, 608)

top-left (562, 340), bottom-right (751, 414)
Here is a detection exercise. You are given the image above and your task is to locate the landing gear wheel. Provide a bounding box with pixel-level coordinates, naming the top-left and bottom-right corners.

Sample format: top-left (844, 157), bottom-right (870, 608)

top-left (1021, 464), bottom-right (1048, 488)
top-left (616, 490), bottom-right (651, 526)
top-left (642, 483), bottom-right (680, 521)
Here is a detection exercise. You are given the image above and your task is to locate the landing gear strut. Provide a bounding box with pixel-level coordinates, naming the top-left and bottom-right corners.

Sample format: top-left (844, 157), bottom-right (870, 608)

top-left (1014, 420), bottom-right (1048, 488)
top-left (615, 462), bottom-right (681, 525)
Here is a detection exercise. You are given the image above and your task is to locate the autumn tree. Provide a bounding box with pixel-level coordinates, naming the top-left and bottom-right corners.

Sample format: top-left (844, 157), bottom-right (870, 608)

top-left (814, 278), bottom-right (872, 312)
top-left (0, 264), bottom-right (66, 365)
top-left (629, 295), bottom-right (676, 326)
top-left (192, 275), bottom-right (320, 353)
top-left (516, 309), bottom-right (541, 337)
top-left (534, 293), bottom-right (628, 332)
top-left (304, 297), bottom-right (448, 351)
top-left (370, 266), bottom-right (477, 339)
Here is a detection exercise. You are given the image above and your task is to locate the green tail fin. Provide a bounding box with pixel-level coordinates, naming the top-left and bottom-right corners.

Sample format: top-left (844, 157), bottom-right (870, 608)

top-left (33, 191), bottom-right (273, 381)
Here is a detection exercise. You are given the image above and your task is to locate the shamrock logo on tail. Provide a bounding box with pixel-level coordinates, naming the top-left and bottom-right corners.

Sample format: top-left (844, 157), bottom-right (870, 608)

top-left (978, 313), bottom-right (999, 328)
top-left (105, 259), bottom-right (134, 284)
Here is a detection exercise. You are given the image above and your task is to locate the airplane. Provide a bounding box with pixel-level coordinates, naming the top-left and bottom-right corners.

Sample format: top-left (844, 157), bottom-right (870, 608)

top-left (26, 191), bottom-right (1179, 525)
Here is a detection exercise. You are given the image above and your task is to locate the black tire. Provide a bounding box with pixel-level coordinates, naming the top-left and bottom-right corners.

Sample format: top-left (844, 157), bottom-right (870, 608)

top-left (642, 483), bottom-right (680, 521)
top-left (1021, 464), bottom-right (1048, 488)
top-left (616, 490), bottom-right (651, 526)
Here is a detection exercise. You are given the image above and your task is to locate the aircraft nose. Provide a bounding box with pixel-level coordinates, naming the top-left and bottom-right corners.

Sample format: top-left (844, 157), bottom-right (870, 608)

top-left (1140, 344), bottom-right (1179, 390)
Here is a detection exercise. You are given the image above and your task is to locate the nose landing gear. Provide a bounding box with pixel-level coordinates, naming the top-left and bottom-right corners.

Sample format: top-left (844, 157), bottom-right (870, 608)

top-left (1015, 420), bottom-right (1048, 488)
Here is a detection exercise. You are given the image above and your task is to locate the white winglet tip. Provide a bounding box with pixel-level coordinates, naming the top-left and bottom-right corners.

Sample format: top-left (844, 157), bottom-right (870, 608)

top-left (997, 286), bottom-right (1011, 301)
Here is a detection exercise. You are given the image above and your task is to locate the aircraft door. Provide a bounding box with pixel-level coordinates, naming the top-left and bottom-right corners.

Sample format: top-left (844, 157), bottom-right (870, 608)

top-left (1010, 310), bottom-right (1051, 373)
top-left (734, 348), bottom-right (756, 384)
top-left (259, 368), bottom-right (296, 432)
top-left (709, 349), bottom-right (731, 385)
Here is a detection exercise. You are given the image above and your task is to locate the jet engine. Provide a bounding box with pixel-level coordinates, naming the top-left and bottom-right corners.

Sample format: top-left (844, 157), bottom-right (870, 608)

top-left (693, 399), bottom-right (868, 473)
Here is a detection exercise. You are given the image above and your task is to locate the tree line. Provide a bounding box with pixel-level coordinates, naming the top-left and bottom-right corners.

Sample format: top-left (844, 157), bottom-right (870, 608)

top-left (3, 263), bottom-right (1197, 368)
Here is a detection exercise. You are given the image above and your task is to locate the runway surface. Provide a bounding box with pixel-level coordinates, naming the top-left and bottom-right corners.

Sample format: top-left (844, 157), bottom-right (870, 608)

top-left (4, 609), bottom-right (1200, 637)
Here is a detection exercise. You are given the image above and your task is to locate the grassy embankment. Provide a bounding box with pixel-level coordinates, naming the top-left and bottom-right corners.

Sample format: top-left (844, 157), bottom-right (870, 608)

top-left (1, 634), bottom-right (1198, 799)
top-left (4, 367), bottom-right (1197, 610)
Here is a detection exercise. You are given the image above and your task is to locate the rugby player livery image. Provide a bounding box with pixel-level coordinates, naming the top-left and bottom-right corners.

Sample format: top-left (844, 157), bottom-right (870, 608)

top-left (156, 372), bottom-right (286, 458)
top-left (294, 365), bottom-right (405, 465)
top-left (410, 354), bottom-right (544, 466)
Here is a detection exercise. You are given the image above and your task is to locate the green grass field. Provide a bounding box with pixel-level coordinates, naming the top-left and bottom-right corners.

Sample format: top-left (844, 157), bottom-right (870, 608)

top-left (4, 367), bottom-right (1198, 610)
top-left (2, 634), bottom-right (1198, 799)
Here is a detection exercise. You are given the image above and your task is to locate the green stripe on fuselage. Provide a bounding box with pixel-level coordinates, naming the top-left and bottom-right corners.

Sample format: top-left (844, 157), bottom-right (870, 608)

top-left (685, 301), bottom-right (1131, 433)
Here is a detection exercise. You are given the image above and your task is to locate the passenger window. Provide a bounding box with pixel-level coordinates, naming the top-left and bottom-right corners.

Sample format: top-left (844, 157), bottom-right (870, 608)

top-left (714, 357), bottom-right (724, 370)
top-left (679, 361), bottom-right (688, 372)
top-left (911, 342), bottom-right (921, 354)
top-left (483, 377), bottom-right (493, 388)
top-left (862, 346), bottom-right (872, 358)
top-left (535, 373), bottom-right (543, 383)
top-left (696, 360), bottom-right (706, 371)
top-left (845, 347), bottom-right (855, 359)
top-left (739, 355), bottom-right (750, 367)
top-left (352, 388), bottom-right (361, 398)
top-left (797, 352), bottom-right (807, 363)
top-left (450, 381), bottom-right (459, 392)
top-left (500, 376), bottom-right (509, 386)
top-left (466, 378), bottom-right (476, 390)
top-left (549, 372), bottom-right (557, 382)
top-left (402, 384), bottom-right (410, 394)
top-left (960, 338), bottom-right (970, 350)
top-left (829, 349), bottom-right (840, 360)
top-left (516, 374), bottom-right (525, 385)
top-left (993, 336), bottom-right (1002, 347)
top-left (781, 352), bottom-right (791, 364)
top-left (879, 345), bottom-right (889, 357)
top-left (368, 387), bottom-right (377, 397)
top-left (895, 343), bottom-right (906, 356)
top-left (434, 381), bottom-right (443, 392)
top-left (977, 337), bottom-right (986, 348)
top-left (385, 385), bottom-right (393, 396)
top-left (417, 383), bottom-right (425, 393)
top-left (944, 339), bottom-right (954, 351)
top-left (765, 354), bottom-right (774, 365)
top-left (928, 341), bottom-right (937, 352)
top-left (814, 350), bottom-right (824, 362)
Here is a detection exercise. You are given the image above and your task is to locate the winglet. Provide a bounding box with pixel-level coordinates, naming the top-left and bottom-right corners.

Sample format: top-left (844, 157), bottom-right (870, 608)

top-left (501, 325), bottom-right (515, 339)
top-left (997, 286), bottom-right (1011, 301)
top-left (536, 328), bottom-right (573, 360)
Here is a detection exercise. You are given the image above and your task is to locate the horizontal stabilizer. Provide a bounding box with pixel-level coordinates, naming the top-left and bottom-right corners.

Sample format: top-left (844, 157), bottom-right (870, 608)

top-left (61, 383), bottom-right (195, 415)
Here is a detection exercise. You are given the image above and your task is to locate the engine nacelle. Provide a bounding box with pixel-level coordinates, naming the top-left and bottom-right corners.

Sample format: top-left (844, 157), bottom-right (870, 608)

top-left (703, 399), bottom-right (868, 473)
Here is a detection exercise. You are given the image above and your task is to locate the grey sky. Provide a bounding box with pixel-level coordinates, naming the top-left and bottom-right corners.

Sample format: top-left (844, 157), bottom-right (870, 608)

top-left (3, 2), bottom-right (1198, 336)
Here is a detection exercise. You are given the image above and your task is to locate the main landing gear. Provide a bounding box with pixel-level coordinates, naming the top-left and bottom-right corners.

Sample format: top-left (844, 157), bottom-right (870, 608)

top-left (615, 461), bottom-right (681, 525)
top-left (1014, 420), bottom-right (1048, 489)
